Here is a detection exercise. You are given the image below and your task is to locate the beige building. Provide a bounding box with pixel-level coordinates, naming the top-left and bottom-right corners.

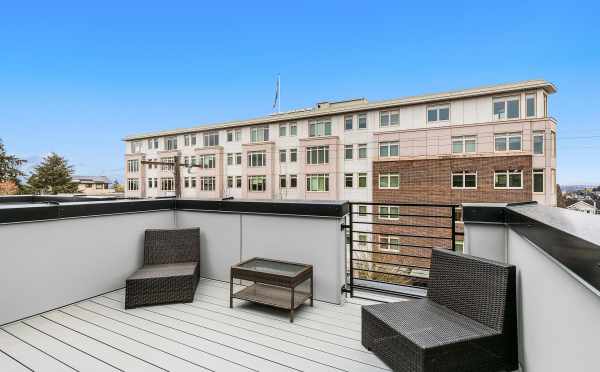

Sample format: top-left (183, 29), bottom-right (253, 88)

top-left (124, 79), bottom-right (557, 206)
top-left (72, 176), bottom-right (114, 195)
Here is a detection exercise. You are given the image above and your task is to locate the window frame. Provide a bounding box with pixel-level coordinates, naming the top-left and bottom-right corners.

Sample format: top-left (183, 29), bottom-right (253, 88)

top-left (203, 132), bottom-right (219, 147)
top-left (379, 141), bottom-right (399, 158)
top-left (494, 170), bottom-right (523, 189)
top-left (344, 115), bottom-right (353, 131)
top-left (308, 118), bottom-right (332, 137)
top-left (379, 173), bottom-right (400, 189)
top-left (289, 123), bottom-right (297, 137)
top-left (279, 175), bottom-right (287, 188)
top-left (358, 173), bottom-right (368, 188)
top-left (357, 113), bottom-right (367, 129)
top-left (344, 144), bottom-right (353, 160)
top-left (358, 144), bottom-right (367, 159)
top-left (533, 169), bottom-right (545, 193)
top-left (526, 93), bottom-right (536, 118)
top-left (248, 175), bottom-right (267, 192)
top-left (379, 236), bottom-right (400, 252)
top-left (306, 146), bottom-right (329, 165)
top-left (247, 151), bottom-right (267, 167)
top-left (289, 148), bottom-right (297, 162)
top-left (379, 110), bottom-right (400, 128)
top-left (289, 174), bottom-right (297, 188)
top-left (494, 132), bottom-right (522, 152)
top-left (306, 174), bottom-right (330, 192)
top-left (199, 176), bottom-right (216, 191)
top-left (451, 136), bottom-right (477, 154)
top-left (250, 126), bottom-right (269, 143)
top-left (358, 205), bottom-right (367, 216)
top-left (198, 154), bottom-right (216, 169)
top-left (427, 104), bottom-right (450, 123)
top-left (493, 96), bottom-right (520, 121)
top-left (344, 173), bottom-right (353, 188)
top-left (279, 124), bottom-right (287, 137)
top-left (533, 131), bottom-right (545, 155)
top-left (379, 206), bottom-right (400, 220)
top-left (451, 171), bottom-right (478, 190)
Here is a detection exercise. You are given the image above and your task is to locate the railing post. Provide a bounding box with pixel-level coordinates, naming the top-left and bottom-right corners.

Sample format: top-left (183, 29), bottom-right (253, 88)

top-left (451, 206), bottom-right (456, 251)
top-left (349, 203), bottom-right (354, 297)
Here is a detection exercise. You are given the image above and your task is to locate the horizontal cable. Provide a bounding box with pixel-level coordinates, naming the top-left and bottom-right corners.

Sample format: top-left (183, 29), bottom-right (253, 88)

top-left (352, 229), bottom-right (453, 240)
top-left (352, 267), bottom-right (430, 280)
top-left (351, 258), bottom-right (430, 270)
top-left (352, 221), bottom-right (453, 229)
top-left (350, 212), bottom-right (453, 218)
top-left (350, 246), bottom-right (434, 258)
top-left (352, 277), bottom-right (428, 291)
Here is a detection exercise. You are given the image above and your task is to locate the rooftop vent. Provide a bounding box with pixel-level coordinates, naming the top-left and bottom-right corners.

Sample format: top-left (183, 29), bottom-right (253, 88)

top-left (316, 98), bottom-right (368, 110)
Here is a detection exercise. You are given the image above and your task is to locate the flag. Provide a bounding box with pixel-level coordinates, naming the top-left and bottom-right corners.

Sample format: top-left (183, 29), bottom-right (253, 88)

top-left (272, 74), bottom-right (280, 111)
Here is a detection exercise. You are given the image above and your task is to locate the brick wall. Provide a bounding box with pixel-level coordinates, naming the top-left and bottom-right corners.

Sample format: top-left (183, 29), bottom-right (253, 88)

top-left (356, 155), bottom-right (533, 288)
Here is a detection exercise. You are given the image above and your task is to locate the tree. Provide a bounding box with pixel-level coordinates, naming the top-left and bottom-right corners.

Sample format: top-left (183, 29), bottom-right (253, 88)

top-left (556, 184), bottom-right (567, 208)
top-left (27, 153), bottom-right (78, 194)
top-left (113, 179), bottom-right (124, 193)
top-left (0, 138), bottom-right (26, 183)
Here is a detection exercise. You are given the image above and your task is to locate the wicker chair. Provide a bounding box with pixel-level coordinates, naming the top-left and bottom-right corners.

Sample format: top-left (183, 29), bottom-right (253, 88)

top-left (125, 228), bottom-right (201, 309)
top-left (362, 248), bottom-right (518, 372)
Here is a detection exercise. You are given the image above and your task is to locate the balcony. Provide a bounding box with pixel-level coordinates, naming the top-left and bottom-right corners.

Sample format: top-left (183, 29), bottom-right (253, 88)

top-left (0, 197), bottom-right (599, 371)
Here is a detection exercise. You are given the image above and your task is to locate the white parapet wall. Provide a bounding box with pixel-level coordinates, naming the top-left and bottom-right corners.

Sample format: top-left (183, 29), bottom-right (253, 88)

top-left (463, 203), bottom-right (600, 372)
top-left (0, 210), bottom-right (176, 325)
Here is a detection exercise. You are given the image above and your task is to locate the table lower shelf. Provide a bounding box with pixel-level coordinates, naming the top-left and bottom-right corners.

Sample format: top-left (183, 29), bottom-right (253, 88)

top-left (232, 283), bottom-right (311, 310)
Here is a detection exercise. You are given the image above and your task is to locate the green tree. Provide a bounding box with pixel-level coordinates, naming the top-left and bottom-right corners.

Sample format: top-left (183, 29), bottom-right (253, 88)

top-left (113, 179), bottom-right (124, 193)
top-left (27, 153), bottom-right (78, 194)
top-left (0, 138), bottom-right (26, 183)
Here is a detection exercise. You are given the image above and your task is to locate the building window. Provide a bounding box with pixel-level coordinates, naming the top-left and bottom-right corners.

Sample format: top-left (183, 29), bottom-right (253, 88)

top-left (199, 176), bottom-right (215, 191)
top-left (533, 169), bottom-right (544, 193)
top-left (379, 142), bottom-right (399, 158)
top-left (183, 156), bottom-right (190, 166)
top-left (493, 96), bottom-right (520, 120)
top-left (236, 176), bottom-right (242, 188)
top-left (248, 175), bottom-right (266, 192)
top-left (184, 177), bottom-right (190, 188)
top-left (289, 123), bottom-right (297, 136)
top-left (147, 138), bottom-right (159, 150)
top-left (379, 173), bottom-right (400, 189)
top-left (494, 170), bottom-right (523, 189)
top-left (147, 178), bottom-right (154, 189)
top-left (160, 157), bottom-right (175, 171)
top-left (344, 115), bottom-right (353, 131)
top-left (130, 141), bottom-right (142, 153)
top-left (379, 110), bottom-right (400, 127)
top-left (544, 93), bottom-right (548, 117)
top-left (427, 104), bottom-right (450, 122)
top-left (451, 171), bottom-right (477, 189)
top-left (344, 173), bottom-right (353, 188)
top-left (526, 94), bottom-right (536, 117)
top-left (279, 124), bottom-right (287, 137)
top-left (308, 118), bottom-right (332, 137)
top-left (160, 178), bottom-right (174, 191)
top-left (227, 176), bottom-right (233, 189)
top-left (279, 149), bottom-right (286, 163)
top-left (306, 146), bottom-right (329, 164)
top-left (380, 236), bottom-right (400, 252)
top-left (279, 175), bottom-right (287, 188)
top-left (198, 154), bottom-right (216, 169)
top-left (191, 177), bottom-right (196, 188)
top-left (306, 174), bottom-right (329, 192)
top-left (452, 136), bottom-right (477, 154)
top-left (495, 133), bottom-right (522, 152)
top-left (250, 126), bottom-right (269, 143)
top-left (358, 144), bottom-right (367, 159)
top-left (127, 159), bottom-right (139, 173)
top-left (127, 178), bottom-right (139, 191)
top-left (184, 135), bottom-right (191, 146)
top-left (358, 205), bottom-right (367, 216)
top-left (289, 174), bottom-right (297, 188)
top-left (344, 145), bottom-right (353, 160)
top-left (203, 132), bottom-right (219, 147)
top-left (290, 149), bottom-right (297, 162)
top-left (379, 206), bottom-right (400, 220)
top-left (358, 234), bottom-right (367, 247)
top-left (533, 131), bottom-right (544, 155)
top-left (165, 137), bottom-right (178, 150)
top-left (227, 153), bottom-right (234, 166)
top-left (227, 130), bottom-right (234, 142)
top-left (248, 151), bottom-right (266, 167)
top-left (235, 152), bottom-right (242, 165)
top-left (358, 173), bottom-right (367, 188)
top-left (358, 113), bottom-right (367, 129)
top-left (551, 131), bottom-right (556, 157)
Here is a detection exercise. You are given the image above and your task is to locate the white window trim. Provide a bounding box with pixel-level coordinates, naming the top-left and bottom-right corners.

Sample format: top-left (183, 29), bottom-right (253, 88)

top-left (379, 206), bottom-right (400, 220)
top-left (451, 171), bottom-right (478, 190)
top-left (344, 173), bottom-right (353, 189)
top-left (379, 236), bottom-right (400, 252)
top-left (494, 132), bottom-right (522, 153)
top-left (533, 132), bottom-right (545, 155)
top-left (378, 173), bottom-right (400, 189)
top-left (379, 110), bottom-right (400, 128)
top-left (427, 104), bottom-right (450, 123)
top-left (451, 136), bottom-right (477, 154)
top-left (526, 93), bottom-right (537, 118)
top-left (344, 144), bottom-right (353, 160)
top-left (358, 173), bottom-right (368, 188)
top-left (306, 174), bottom-right (330, 192)
top-left (493, 96), bottom-right (521, 121)
top-left (533, 169), bottom-right (545, 194)
top-left (494, 170), bottom-right (523, 190)
top-left (357, 113), bottom-right (368, 130)
top-left (357, 205), bottom-right (368, 217)
top-left (379, 141), bottom-right (399, 158)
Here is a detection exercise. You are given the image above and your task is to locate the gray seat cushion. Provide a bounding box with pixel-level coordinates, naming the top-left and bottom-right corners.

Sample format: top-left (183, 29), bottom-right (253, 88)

top-left (363, 299), bottom-right (499, 349)
top-left (127, 262), bottom-right (198, 281)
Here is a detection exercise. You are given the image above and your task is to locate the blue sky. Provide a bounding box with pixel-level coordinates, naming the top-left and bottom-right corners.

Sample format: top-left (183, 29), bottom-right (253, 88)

top-left (1, 1), bottom-right (599, 184)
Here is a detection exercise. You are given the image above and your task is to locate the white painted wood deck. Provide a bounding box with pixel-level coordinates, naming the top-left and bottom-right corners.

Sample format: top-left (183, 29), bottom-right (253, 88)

top-left (0, 278), bottom-right (394, 371)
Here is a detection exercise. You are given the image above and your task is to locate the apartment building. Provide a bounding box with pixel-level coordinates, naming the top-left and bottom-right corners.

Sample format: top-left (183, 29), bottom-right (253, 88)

top-left (124, 80), bottom-right (557, 209)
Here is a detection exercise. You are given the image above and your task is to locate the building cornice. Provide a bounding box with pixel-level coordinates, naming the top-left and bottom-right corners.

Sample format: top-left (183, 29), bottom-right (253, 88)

top-left (123, 80), bottom-right (557, 141)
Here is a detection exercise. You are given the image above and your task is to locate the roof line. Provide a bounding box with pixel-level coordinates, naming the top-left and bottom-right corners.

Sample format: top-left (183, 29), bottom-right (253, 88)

top-left (123, 79), bottom-right (556, 141)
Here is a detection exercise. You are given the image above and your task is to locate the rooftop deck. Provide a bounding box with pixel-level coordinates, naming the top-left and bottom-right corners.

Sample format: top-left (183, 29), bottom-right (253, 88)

top-left (0, 278), bottom-right (396, 372)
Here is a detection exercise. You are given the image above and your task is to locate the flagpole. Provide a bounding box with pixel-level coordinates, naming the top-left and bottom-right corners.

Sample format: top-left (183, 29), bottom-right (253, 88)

top-left (278, 74), bottom-right (281, 113)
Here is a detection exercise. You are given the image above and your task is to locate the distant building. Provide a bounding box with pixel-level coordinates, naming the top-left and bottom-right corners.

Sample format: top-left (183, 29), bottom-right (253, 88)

top-left (566, 200), bottom-right (597, 215)
top-left (0, 181), bottom-right (18, 195)
top-left (72, 176), bottom-right (114, 195)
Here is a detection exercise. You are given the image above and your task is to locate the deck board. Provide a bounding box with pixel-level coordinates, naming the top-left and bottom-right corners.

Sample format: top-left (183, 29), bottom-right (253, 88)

top-left (0, 278), bottom-right (392, 372)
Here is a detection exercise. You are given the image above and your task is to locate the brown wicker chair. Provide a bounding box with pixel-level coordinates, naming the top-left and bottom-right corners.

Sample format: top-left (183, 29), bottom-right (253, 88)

top-left (361, 248), bottom-right (518, 372)
top-left (125, 228), bottom-right (200, 309)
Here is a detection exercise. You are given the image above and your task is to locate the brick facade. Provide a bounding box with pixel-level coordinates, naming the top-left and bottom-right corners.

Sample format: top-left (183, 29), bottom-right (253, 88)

top-left (357, 155), bottom-right (533, 287)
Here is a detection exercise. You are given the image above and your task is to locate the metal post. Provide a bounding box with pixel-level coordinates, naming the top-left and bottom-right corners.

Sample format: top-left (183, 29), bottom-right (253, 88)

top-left (349, 203), bottom-right (354, 297)
top-left (451, 206), bottom-right (456, 251)
top-left (174, 156), bottom-right (181, 198)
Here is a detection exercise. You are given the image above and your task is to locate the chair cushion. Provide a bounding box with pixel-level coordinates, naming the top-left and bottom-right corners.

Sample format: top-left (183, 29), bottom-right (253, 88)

top-left (363, 299), bottom-right (499, 349)
top-left (127, 262), bottom-right (198, 281)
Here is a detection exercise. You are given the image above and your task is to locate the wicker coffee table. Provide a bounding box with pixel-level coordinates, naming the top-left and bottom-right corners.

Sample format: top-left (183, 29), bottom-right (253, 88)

top-left (230, 258), bottom-right (313, 322)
